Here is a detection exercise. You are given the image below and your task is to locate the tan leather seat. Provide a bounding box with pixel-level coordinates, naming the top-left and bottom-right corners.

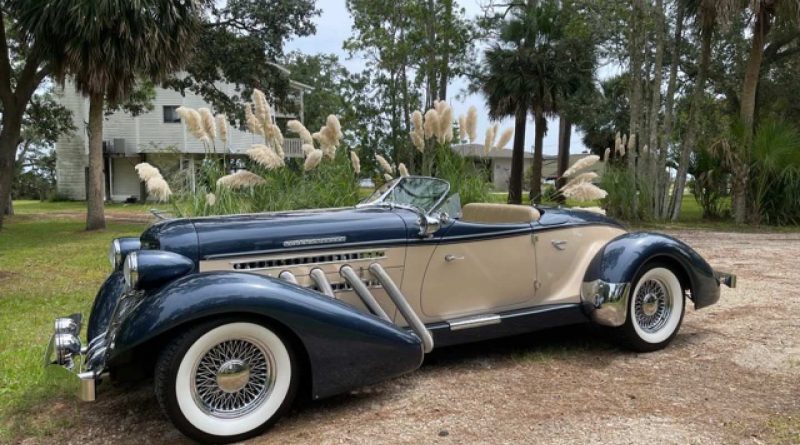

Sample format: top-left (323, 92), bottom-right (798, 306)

top-left (461, 203), bottom-right (541, 224)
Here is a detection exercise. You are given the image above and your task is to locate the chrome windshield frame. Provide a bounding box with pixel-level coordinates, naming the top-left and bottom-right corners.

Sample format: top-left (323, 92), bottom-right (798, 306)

top-left (356, 176), bottom-right (451, 216)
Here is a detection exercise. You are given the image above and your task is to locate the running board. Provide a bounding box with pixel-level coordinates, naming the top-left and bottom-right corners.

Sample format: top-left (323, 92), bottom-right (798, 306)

top-left (447, 314), bottom-right (501, 331)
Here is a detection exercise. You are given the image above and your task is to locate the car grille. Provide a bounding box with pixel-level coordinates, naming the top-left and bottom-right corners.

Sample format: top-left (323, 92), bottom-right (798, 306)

top-left (231, 249), bottom-right (387, 271)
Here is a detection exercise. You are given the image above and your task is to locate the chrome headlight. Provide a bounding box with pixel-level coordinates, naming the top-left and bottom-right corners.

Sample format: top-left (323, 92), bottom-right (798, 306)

top-left (108, 239), bottom-right (122, 269)
top-left (123, 252), bottom-right (139, 289)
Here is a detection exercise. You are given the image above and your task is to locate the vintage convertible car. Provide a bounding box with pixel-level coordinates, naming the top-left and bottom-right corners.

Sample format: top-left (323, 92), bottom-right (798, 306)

top-left (45, 176), bottom-right (735, 443)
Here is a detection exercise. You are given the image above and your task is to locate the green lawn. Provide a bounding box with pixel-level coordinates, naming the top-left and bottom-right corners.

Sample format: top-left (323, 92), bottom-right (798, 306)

top-left (0, 207), bottom-right (146, 440)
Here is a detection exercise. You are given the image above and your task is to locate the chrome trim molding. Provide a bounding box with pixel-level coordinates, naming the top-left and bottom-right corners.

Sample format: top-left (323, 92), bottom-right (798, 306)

top-left (448, 314), bottom-right (501, 331)
top-left (580, 279), bottom-right (631, 327)
top-left (283, 236), bottom-right (347, 247)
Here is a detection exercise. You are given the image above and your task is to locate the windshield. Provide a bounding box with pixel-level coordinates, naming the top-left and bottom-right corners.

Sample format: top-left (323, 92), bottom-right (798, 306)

top-left (359, 176), bottom-right (450, 214)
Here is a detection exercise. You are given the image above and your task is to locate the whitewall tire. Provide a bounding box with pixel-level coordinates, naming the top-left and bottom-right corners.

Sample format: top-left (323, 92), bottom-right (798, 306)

top-left (155, 319), bottom-right (297, 443)
top-left (619, 265), bottom-right (685, 352)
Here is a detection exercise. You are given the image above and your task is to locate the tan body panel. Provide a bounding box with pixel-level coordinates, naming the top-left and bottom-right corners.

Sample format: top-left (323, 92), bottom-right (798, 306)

top-left (534, 225), bottom-right (626, 305)
top-left (198, 223), bottom-right (624, 325)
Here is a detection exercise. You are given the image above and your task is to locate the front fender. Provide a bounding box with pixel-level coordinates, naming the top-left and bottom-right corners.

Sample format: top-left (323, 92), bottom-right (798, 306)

top-left (582, 232), bottom-right (721, 326)
top-left (109, 272), bottom-right (423, 399)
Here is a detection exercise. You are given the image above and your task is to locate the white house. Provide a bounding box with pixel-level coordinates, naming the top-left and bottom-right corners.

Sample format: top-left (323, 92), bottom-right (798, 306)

top-left (55, 76), bottom-right (312, 202)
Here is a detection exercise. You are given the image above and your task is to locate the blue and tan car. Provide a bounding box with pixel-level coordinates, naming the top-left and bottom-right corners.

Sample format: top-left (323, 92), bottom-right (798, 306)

top-left (46, 176), bottom-right (736, 443)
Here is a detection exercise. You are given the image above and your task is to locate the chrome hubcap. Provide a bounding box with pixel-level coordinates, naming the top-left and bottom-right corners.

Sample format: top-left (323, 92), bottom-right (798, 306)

top-left (634, 279), bottom-right (672, 333)
top-left (192, 339), bottom-right (274, 418)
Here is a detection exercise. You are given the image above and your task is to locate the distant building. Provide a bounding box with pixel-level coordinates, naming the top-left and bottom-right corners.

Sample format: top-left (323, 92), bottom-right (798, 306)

top-left (452, 144), bottom-right (604, 191)
top-left (55, 74), bottom-right (312, 202)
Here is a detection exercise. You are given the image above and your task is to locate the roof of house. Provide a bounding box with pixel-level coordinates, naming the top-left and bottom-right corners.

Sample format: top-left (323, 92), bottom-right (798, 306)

top-left (451, 144), bottom-right (533, 159)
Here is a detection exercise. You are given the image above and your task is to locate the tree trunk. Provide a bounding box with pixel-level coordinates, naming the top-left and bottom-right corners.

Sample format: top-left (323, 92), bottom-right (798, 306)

top-left (86, 91), bottom-right (106, 230)
top-left (437, 0), bottom-right (452, 101)
top-left (627, 0), bottom-right (645, 174)
top-left (507, 107), bottom-right (527, 205)
top-left (669, 26), bottom-right (712, 221)
top-left (556, 115), bottom-right (571, 204)
top-left (529, 107), bottom-right (545, 204)
top-left (0, 107), bottom-right (22, 230)
top-left (4, 195), bottom-right (12, 216)
top-left (735, 6), bottom-right (771, 224)
top-left (658, 5), bottom-right (684, 219)
top-left (647, 0), bottom-right (665, 215)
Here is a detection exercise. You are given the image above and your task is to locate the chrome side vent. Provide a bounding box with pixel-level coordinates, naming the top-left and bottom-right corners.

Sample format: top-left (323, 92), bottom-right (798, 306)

top-left (330, 278), bottom-right (382, 292)
top-left (232, 250), bottom-right (386, 271)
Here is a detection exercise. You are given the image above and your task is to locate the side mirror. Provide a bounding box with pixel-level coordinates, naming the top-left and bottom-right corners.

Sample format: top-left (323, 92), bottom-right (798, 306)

top-left (418, 214), bottom-right (441, 237)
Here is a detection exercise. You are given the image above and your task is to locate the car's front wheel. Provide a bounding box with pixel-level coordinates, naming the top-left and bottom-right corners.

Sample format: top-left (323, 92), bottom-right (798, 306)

top-left (155, 319), bottom-right (297, 443)
top-left (618, 264), bottom-right (685, 352)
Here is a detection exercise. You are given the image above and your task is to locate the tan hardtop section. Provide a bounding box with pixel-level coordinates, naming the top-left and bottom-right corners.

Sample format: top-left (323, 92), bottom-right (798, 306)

top-left (461, 203), bottom-right (541, 224)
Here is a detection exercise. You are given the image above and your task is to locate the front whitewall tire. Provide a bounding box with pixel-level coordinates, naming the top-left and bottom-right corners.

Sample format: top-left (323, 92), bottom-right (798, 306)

top-left (156, 320), bottom-right (296, 443)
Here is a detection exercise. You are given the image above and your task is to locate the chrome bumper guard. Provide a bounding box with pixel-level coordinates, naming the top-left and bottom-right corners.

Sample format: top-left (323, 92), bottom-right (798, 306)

top-left (44, 313), bottom-right (106, 402)
top-left (580, 280), bottom-right (630, 327)
top-left (714, 270), bottom-right (737, 288)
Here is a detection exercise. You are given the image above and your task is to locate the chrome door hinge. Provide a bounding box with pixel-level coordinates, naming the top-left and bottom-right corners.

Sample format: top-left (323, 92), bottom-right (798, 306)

top-left (532, 234), bottom-right (538, 244)
top-left (534, 280), bottom-right (542, 290)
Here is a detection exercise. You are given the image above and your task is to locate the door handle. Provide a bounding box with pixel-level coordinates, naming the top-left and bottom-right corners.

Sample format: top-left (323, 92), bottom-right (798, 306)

top-left (551, 240), bottom-right (567, 250)
top-left (444, 254), bottom-right (465, 262)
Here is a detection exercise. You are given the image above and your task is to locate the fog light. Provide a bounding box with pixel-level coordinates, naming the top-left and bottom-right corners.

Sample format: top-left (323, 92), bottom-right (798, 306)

top-left (54, 333), bottom-right (81, 366)
top-left (54, 317), bottom-right (80, 336)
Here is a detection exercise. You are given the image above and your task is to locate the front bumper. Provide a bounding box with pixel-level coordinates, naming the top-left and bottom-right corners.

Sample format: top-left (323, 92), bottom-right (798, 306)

top-left (44, 313), bottom-right (107, 402)
top-left (714, 270), bottom-right (737, 288)
top-left (580, 279), bottom-right (630, 327)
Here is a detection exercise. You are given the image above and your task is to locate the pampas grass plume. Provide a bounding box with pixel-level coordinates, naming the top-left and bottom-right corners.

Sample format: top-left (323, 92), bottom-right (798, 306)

top-left (304, 149), bottom-right (323, 171)
top-left (466, 106), bottom-right (478, 142)
top-left (384, 173), bottom-right (394, 181)
top-left (245, 104), bottom-right (262, 136)
top-left (398, 163), bottom-right (410, 177)
top-left (206, 193), bottom-right (216, 207)
top-left (350, 151), bottom-right (361, 175)
top-left (146, 176), bottom-right (172, 202)
top-left (437, 104), bottom-right (453, 143)
top-left (423, 109), bottom-right (439, 140)
top-left (135, 162), bottom-right (161, 182)
top-left (562, 172), bottom-right (598, 190)
top-left (604, 147), bottom-right (610, 161)
top-left (411, 131), bottom-right (425, 152)
top-left (563, 155), bottom-right (600, 178)
top-left (247, 144), bottom-right (284, 170)
top-left (252, 88), bottom-right (271, 124)
top-left (198, 108), bottom-right (216, 140)
top-left (216, 114), bottom-right (228, 144)
top-left (496, 127), bottom-right (513, 150)
top-left (217, 170), bottom-right (266, 189)
top-left (561, 182), bottom-right (608, 201)
top-left (458, 114), bottom-right (467, 141)
top-left (483, 125), bottom-right (496, 155)
top-left (375, 154), bottom-right (394, 174)
top-left (177, 106), bottom-right (208, 142)
top-left (301, 143), bottom-right (315, 156)
top-left (287, 120), bottom-right (313, 145)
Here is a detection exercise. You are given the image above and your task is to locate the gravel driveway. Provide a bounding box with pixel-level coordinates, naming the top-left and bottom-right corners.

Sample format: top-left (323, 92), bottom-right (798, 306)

top-left (22, 230), bottom-right (800, 445)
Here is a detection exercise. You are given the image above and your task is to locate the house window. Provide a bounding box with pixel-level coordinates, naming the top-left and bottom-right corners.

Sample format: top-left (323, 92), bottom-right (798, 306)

top-left (163, 106), bottom-right (181, 123)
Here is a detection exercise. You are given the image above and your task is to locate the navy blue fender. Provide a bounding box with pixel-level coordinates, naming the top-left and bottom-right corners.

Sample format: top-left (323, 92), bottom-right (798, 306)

top-left (87, 271), bottom-right (126, 341)
top-left (584, 232), bottom-right (721, 309)
top-left (108, 272), bottom-right (423, 399)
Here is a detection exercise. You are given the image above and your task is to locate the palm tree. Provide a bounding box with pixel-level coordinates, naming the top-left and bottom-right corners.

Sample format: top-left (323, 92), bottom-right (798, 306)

top-left (478, 1), bottom-right (570, 204)
top-left (734, 0), bottom-right (799, 223)
top-left (14, 0), bottom-right (200, 229)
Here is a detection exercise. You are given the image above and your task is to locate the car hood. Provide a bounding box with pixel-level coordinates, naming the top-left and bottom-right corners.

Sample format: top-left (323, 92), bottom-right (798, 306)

top-left (141, 207), bottom-right (411, 262)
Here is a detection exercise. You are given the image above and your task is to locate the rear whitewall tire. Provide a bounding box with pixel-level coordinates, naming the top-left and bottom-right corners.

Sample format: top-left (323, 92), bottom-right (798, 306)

top-left (618, 265), bottom-right (685, 352)
top-left (155, 320), bottom-right (297, 443)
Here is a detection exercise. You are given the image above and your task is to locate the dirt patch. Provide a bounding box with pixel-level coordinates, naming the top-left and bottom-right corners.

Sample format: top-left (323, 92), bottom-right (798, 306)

top-left (13, 230), bottom-right (800, 444)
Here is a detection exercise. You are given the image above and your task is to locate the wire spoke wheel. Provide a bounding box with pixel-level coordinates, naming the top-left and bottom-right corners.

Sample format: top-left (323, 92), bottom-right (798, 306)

top-left (633, 278), bottom-right (672, 333)
top-left (191, 338), bottom-right (275, 418)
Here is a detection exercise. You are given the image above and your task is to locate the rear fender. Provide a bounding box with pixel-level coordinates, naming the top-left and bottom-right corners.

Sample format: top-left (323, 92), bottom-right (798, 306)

top-left (109, 272), bottom-right (423, 399)
top-left (584, 232), bottom-right (720, 309)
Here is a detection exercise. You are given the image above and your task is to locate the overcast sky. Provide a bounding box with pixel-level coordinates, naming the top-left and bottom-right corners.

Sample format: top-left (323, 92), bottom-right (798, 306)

top-left (284, 0), bottom-right (591, 155)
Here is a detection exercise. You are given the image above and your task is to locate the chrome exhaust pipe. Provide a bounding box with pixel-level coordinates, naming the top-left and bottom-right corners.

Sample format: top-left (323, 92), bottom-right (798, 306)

top-left (368, 263), bottom-right (434, 353)
top-left (339, 265), bottom-right (391, 321)
top-left (309, 268), bottom-right (336, 298)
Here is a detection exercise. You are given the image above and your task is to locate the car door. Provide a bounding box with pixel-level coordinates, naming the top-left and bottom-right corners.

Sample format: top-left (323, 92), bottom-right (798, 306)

top-left (419, 220), bottom-right (537, 319)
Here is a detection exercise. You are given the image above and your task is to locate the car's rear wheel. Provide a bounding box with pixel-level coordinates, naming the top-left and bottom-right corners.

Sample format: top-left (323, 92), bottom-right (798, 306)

top-left (155, 319), bottom-right (297, 443)
top-left (618, 264), bottom-right (685, 352)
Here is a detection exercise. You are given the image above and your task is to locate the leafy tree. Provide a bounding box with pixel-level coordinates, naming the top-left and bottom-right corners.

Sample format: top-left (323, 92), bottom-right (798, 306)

top-left (15, 0), bottom-right (201, 230)
top-left (0, 5), bottom-right (55, 229)
top-left (166, 0), bottom-right (319, 118)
